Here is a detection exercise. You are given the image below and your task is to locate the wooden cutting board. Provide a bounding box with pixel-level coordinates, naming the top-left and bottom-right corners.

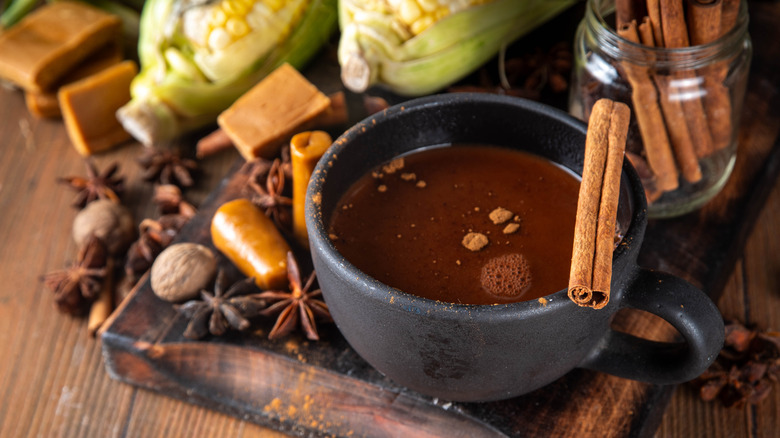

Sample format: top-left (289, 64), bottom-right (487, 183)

top-left (100, 3), bottom-right (780, 437)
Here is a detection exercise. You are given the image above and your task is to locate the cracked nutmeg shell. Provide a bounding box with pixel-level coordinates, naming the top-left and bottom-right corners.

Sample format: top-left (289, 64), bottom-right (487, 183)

top-left (151, 243), bottom-right (217, 302)
top-left (72, 199), bottom-right (135, 255)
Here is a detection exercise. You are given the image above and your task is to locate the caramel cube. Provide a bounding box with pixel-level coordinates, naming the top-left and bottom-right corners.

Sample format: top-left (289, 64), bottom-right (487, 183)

top-left (0, 1), bottom-right (121, 92)
top-left (58, 60), bottom-right (137, 156)
top-left (217, 63), bottom-right (331, 160)
top-left (25, 42), bottom-right (124, 118)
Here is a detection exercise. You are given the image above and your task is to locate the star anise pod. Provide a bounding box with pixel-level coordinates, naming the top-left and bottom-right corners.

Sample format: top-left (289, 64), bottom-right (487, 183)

top-left (124, 215), bottom-right (191, 280)
top-left (692, 320), bottom-right (780, 408)
top-left (57, 160), bottom-right (124, 208)
top-left (174, 270), bottom-right (267, 339)
top-left (137, 148), bottom-right (198, 188)
top-left (42, 236), bottom-right (109, 315)
top-left (257, 252), bottom-right (331, 341)
top-left (246, 158), bottom-right (293, 229)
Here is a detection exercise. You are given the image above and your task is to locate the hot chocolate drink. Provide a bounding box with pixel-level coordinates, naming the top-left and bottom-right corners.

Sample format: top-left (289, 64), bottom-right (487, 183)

top-left (327, 144), bottom-right (580, 305)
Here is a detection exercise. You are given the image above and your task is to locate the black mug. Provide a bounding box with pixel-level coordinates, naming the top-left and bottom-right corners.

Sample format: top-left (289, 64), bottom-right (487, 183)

top-left (305, 93), bottom-right (724, 402)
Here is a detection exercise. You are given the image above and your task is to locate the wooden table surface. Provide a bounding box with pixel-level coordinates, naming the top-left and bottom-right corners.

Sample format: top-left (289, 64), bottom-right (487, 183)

top-left (1, 2), bottom-right (779, 437)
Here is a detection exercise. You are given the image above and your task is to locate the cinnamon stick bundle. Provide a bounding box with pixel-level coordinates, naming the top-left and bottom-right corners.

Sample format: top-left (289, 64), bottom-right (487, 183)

top-left (568, 99), bottom-right (630, 310)
top-left (617, 21), bottom-right (679, 191)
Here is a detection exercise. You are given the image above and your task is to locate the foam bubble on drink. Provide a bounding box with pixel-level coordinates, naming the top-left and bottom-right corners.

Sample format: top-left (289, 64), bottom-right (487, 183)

top-left (480, 253), bottom-right (532, 298)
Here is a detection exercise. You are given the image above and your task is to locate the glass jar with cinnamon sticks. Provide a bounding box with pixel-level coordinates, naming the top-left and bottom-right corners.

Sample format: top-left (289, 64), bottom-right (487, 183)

top-left (569, 0), bottom-right (751, 218)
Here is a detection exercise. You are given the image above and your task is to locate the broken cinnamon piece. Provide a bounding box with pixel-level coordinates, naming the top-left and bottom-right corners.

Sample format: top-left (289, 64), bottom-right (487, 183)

top-left (568, 99), bottom-right (630, 309)
top-left (290, 130), bottom-right (333, 248)
top-left (363, 94), bottom-right (390, 115)
top-left (87, 258), bottom-right (114, 337)
top-left (217, 63), bottom-right (331, 160)
top-left (0, 1), bottom-right (122, 93)
top-left (196, 128), bottom-right (234, 158)
top-left (24, 41), bottom-right (123, 119)
top-left (617, 21), bottom-right (679, 191)
top-left (58, 60), bottom-right (137, 156)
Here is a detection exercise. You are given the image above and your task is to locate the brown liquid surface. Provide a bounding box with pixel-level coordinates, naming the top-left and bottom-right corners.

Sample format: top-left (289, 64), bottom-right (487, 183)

top-left (327, 145), bottom-right (580, 305)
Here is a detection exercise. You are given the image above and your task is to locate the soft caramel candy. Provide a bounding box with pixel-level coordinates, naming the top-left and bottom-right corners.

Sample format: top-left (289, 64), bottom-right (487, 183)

top-left (25, 42), bottom-right (124, 119)
top-left (290, 130), bottom-right (333, 248)
top-left (58, 60), bottom-right (137, 156)
top-left (217, 63), bottom-right (331, 160)
top-left (211, 198), bottom-right (291, 290)
top-left (0, 1), bottom-right (122, 93)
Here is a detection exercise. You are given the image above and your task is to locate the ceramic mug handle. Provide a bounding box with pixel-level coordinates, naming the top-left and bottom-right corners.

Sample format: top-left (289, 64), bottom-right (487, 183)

top-left (579, 268), bottom-right (724, 384)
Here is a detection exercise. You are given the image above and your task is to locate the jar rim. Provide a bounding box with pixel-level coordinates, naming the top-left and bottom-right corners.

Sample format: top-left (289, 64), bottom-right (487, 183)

top-left (585, 0), bottom-right (750, 68)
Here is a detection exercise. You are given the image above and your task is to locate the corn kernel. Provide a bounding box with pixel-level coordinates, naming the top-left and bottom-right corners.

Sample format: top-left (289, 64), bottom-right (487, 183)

top-left (410, 15), bottom-right (434, 35)
top-left (209, 8), bottom-right (227, 27)
top-left (398, 0), bottom-right (422, 25)
top-left (226, 18), bottom-right (250, 37)
top-left (417, 0), bottom-right (440, 12)
top-left (208, 27), bottom-right (232, 50)
top-left (265, 0), bottom-right (284, 12)
top-left (223, 0), bottom-right (249, 16)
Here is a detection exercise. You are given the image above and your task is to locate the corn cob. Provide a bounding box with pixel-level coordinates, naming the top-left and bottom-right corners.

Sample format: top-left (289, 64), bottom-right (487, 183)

top-left (338, 0), bottom-right (576, 96)
top-left (117, 0), bottom-right (338, 146)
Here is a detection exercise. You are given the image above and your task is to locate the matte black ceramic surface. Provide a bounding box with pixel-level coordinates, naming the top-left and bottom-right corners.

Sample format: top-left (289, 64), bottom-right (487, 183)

top-left (305, 93), bottom-right (724, 402)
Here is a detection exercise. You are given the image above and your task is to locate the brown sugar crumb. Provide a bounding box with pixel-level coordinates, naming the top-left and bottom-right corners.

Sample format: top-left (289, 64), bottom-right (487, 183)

top-left (456, 260), bottom-right (461, 266)
top-left (480, 253), bottom-right (532, 298)
top-left (462, 232), bottom-right (488, 251)
top-left (489, 207), bottom-right (513, 224)
top-left (371, 171), bottom-right (383, 179)
top-left (503, 223), bottom-right (520, 234)
top-left (538, 297), bottom-right (548, 306)
top-left (415, 180), bottom-right (427, 188)
top-left (400, 172), bottom-right (416, 181)
top-left (382, 157), bottom-right (404, 174)
top-left (328, 233), bottom-right (339, 241)
top-left (377, 184), bottom-right (387, 192)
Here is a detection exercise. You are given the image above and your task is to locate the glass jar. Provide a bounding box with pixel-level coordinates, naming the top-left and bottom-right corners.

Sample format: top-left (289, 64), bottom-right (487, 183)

top-left (569, 0), bottom-right (751, 218)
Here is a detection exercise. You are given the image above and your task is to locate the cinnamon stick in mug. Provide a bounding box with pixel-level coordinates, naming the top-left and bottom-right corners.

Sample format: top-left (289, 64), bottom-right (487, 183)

top-left (568, 99), bottom-right (630, 310)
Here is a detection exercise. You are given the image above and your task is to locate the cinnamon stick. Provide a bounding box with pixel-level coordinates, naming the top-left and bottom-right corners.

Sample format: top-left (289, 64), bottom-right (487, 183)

top-left (618, 21), bottom-right (679, 191)
top-left (637, 18), bottom-right (702, 183)
top-left (720, 0), bottom-right (740, 35)
top-left (88, 258), bottom-right (114, 336)
top-left (568, 99), bottom-right (630, 310)
top-left (616, 0), bottom-right (646, 30)
top-left (687, 0), bottom-right (733, 152)
top-left (196, 127), bottom-right (233, 158)
top-left (659, 0), bottom-right (716, 158)
top-left (646, 0), bottom-right (665, 46)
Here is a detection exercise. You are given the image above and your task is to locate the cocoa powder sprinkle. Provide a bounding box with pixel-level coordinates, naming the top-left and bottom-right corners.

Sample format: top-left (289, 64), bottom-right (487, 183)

top-left (489, 207), bottom-right (513, 224)
top-left (503, 223), bottom-right (520, 234)
top-left (462, 232), bottom-right (489, 251)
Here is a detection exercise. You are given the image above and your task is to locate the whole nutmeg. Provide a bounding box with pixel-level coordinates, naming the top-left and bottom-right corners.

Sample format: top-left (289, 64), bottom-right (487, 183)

top-left (151, 243), bottom-right (217, 302)
top-left (73, 199), bottom-right (135, 255)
